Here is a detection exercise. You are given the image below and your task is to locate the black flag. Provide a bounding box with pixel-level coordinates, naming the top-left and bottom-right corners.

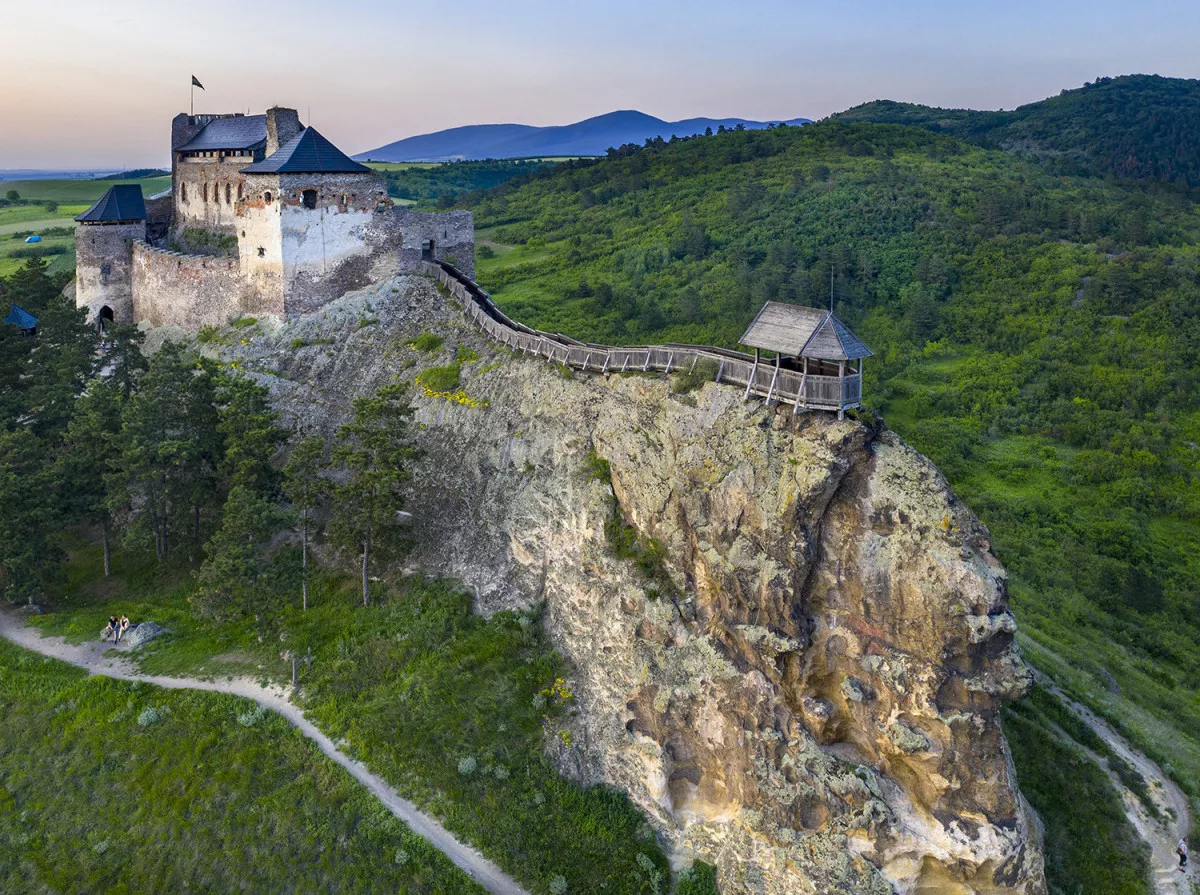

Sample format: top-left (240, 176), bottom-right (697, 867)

top-left (191, 75), bottom-right (204, 90)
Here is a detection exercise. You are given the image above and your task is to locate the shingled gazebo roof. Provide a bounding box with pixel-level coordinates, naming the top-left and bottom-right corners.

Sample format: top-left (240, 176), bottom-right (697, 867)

top-left (75, 185), bottom-right (147, 223)
top-left (240, 127), bottom-right (370, 174)
top-left (740, 302), bottom-right (872, 361)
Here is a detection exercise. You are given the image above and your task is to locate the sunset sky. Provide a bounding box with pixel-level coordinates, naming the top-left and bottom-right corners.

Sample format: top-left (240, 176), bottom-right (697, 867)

top-left (4, 0), bottom-right (1199, 169)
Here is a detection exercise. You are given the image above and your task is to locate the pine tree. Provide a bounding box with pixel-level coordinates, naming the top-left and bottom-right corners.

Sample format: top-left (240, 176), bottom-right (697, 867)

top-left (0, 428), bottom-right (61, 603)
top-left (284, 435), bottom-right (326, 611)
top-left (25, 294), bottom-right (99, 444)
top-left (215, 372), bottom-right (286, 493)
top-left (194, 484), bottom-right (285, 620)
top-left (59, 380), bottom-right (123, 576)
top-left (104, 323), bottom-right (148, 398)
top-left (328, 383), bottom-right (416, 606)
top-left (112, 343), bottom-right (222, 561)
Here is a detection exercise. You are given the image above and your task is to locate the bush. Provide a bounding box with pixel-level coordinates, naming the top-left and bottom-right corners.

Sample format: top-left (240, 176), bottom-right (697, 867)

top-left (549, 876), bottom-right (568, 894)
top-left (455, 345), bottom-right (479, 363)
top-left (136, 706), bottom-right (165, 727)
top-left (418, 364), bottom-right (460, 392)
top-left (477, 244), bottom-right (496, 259)
top-left (672, 359), bottom-right (719, 395)
top-left (408, 332), bottom-right (444, 351)
top-left (231, 316), bottom-right (257, 329)
top-left (457, 756), bottom-right (477, 776)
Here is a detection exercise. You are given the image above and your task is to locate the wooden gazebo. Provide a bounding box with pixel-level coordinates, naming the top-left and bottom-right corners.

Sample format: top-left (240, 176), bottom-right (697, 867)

top-left (739, 302), bottom-right (872, 418)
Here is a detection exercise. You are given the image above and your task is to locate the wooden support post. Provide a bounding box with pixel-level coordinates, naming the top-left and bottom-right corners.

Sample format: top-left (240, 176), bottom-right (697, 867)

top-left (621, 355), bottom-right (629, 372)
top-left (744, 348), bottom-right (760, 400)
top-left (689, 356), bottom-right (698, 373)
top-left (642, 352), bottom-right (651, 372)
top-left (766, 355), bottom-right (780, 404)
top-left (799, 357), bottom-right (808, 410)
top-left (838, 360), bottom-right (845, 420)
top-left (664, 352), bottom-right (674, 374)
top-left (716, 360), bottom-right (724, 383)
top-left (601, 354), bottom-right (610, 373)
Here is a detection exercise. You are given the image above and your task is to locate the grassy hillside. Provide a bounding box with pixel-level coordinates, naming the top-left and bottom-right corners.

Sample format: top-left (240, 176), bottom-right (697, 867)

top-left (460, 120), bottom-right (1200, 890)
top-left (834, 74), bottom-right (1200, 187)
top-left (0, 636), bottom-right (482, 894)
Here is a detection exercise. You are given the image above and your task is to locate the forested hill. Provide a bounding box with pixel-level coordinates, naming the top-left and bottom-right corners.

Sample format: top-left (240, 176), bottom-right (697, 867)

top-left (462, 121), bottom-right (1200, 895)
top-left (834, 74), bottom-right (1200, 186)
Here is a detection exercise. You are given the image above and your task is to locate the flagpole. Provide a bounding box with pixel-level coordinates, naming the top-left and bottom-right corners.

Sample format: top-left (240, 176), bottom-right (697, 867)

top-left (191, 79), bottom-right (194, 117)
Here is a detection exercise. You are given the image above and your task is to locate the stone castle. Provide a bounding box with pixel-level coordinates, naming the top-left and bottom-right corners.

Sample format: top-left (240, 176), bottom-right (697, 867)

top-left (74, 107), bottom-right (472, 330)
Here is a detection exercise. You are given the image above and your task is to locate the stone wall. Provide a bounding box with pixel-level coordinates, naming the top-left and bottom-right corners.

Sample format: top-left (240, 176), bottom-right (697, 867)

top-left (74, 221), bottom-right (145, 323)
top-left (244, 171), bottom-right (401, 316)
top-left (394, 208), bottom-right (475, 278)
top-left (130, 242), bottom-right (249, 329)
top-left (174, 156), bottom-right (256, 235)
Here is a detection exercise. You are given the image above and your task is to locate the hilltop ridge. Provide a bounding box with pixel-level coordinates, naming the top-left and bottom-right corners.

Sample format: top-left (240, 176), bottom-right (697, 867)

top-left (834, 73), bottom-right (1200, 185)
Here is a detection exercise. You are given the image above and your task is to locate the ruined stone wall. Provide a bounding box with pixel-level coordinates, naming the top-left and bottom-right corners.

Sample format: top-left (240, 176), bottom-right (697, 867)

top-left (267, 172), bottom-right (400, 315)
top-left (74, 221), bottom-right (145, 323)
top-left (173, 156), bottom-right (256, 235)
top-left (394, 208), bottom-right (474, 278)
top-left (130, 242), bottom-right (251, 329)
top-left (235, 174), bottom-right (285, 316)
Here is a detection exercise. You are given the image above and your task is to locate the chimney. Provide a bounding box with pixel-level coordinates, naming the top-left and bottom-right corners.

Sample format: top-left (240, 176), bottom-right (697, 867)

top-left (265, 107), bottom-right (302, 157)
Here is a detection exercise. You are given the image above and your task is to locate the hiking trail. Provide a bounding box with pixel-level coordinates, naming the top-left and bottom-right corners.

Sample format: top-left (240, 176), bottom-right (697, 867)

top-left (0, 610), bottom-right (529, 895)
top-left (1037, 673), bottom-right (1195, 895)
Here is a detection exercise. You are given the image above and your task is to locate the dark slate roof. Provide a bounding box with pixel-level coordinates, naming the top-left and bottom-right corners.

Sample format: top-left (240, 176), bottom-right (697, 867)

top-left (740, 302), bottom-right (872, 360)
top-left (177, 115), bottom-right (267, 152)
top-left (4, 304), bottom-right (38, 330)
top-left (240, 127), bottom-right (370, 174)
top-left (76, 184), bottom-right (147, 222)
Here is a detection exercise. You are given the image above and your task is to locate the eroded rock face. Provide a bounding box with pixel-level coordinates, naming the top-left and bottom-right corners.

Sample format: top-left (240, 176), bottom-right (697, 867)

top-left (224, 278), bottom-right (1045, 895)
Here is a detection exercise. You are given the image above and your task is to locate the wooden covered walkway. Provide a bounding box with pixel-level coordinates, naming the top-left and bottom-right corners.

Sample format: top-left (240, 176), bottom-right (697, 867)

top-left (421, 261), bottom-right (865, 416)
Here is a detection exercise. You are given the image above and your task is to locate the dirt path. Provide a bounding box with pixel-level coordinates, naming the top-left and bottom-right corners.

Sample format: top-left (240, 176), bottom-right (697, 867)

top-left (0, 611), bottom-right (529, 895)
top-left (1038, 674), bottom-right (1194, 894)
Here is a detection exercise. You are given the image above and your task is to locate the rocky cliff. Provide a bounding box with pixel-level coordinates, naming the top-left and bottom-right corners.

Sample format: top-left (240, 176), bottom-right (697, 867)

top-left (209, 275), bottom-right (1046, 895)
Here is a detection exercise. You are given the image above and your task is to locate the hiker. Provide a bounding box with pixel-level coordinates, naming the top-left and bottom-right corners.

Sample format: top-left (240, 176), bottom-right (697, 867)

top-left (117, 615), bottom-right (131, 643)
top-left (1179, 838), bottom-right (1189, 872)
top-left (103, 615), bottom-right (119, 642)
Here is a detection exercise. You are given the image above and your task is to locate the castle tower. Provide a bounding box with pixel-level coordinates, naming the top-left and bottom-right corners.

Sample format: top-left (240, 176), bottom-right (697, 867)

top-left (236, 127), bottom-right (395, 316)
top-left (74, 185), bottom-right (147, 325)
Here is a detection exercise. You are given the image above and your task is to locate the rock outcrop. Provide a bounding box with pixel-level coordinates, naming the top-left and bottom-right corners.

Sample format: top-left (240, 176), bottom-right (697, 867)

top-left (214, 276), bottom-right (1046, 895)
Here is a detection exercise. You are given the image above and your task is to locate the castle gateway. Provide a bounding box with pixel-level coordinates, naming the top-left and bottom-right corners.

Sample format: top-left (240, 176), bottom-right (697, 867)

top-left (75, 107), bottom-right (472, 330)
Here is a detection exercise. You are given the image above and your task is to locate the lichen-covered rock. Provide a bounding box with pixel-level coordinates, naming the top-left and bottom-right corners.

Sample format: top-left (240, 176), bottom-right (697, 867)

top-left (219, 276), bottom-right (1046, 895)
top-left (124, 622), bottom-right (166, 648)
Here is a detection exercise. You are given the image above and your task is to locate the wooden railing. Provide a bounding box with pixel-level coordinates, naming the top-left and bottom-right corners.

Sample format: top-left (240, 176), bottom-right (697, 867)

top-left (421, 261), bottom-right (863, 415)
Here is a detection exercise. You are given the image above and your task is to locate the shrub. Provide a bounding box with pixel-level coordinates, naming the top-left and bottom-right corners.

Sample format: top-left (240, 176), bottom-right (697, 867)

top-left (477, 244), bottom-right (496, 259)
top-left (136, 706), bottom-right (165, 727)
top-left (231, 316), bottom-right (257, 329)
top-left (672, 359), bottom-right (719, 395)
top-left (549, 875), bottom-right (568, 894)
top-left (237, 705), bottom-right (270, 727)
top-left (455, 345), bottom-right (480, 363)
top-left (584, 449), bottom-right (611, 483)
top-left (418, 364), bottom-right (461, 392)
top-left (457, 756), bottom-right (477, 776)
top-left (196, 325), bottom-right (219, 344)
top-left (408, 332), bottom-right (444, 351)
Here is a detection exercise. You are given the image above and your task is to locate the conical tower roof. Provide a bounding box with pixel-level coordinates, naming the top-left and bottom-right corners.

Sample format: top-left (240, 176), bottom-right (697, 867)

top-left (240, 127), bottom-right (370, 174)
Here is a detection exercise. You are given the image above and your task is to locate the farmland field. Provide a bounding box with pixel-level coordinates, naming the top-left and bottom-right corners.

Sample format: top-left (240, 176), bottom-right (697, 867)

top-left (0, 177), bottom-right (168, 278)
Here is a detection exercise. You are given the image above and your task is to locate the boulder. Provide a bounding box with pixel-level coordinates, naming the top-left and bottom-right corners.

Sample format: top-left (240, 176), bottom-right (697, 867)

top-left (124, 622), bottom-right (166, 648)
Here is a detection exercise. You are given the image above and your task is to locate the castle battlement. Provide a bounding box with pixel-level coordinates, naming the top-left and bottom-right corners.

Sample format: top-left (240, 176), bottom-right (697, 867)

top-left (76, 107), bottom-right (473, 331)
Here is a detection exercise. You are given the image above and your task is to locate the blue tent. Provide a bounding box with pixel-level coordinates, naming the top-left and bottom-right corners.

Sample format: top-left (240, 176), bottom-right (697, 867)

top-left (24, 234), bottom-right (41, 243)
top-left (4, 304), bottom-right (38, 334)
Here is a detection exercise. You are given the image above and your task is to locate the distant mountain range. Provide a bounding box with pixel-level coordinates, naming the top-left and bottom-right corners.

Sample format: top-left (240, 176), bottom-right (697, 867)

top-left (355, 110), bottom-right (811, 162)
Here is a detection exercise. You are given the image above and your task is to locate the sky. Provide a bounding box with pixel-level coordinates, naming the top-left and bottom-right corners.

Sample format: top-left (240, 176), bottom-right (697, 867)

top-left (3, 0), bottom-right (1200, 169)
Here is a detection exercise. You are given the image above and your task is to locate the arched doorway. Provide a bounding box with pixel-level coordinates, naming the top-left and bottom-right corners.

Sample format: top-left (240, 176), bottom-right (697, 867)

top-left (98, 306), bottom-right (114, 330)
top-left (421, 238), bottom-right (435, 262)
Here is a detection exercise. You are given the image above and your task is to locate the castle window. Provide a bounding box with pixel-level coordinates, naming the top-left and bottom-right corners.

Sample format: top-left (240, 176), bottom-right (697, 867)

top-left (225, 183), bottom-right (231, 204)
top-left (342, 194), bottom-right (349, 207)
top-left (302, 189), bottom-right (318, 210)
top-left (202, 183), bottom-right (208, 202)
top-left (264, 192), bottom-right (272, 203)
top-left (100, 263), bottom-right (111, 277)
top-left (237, 183), bottom-right (243, 200)
top-left (181, 183), bottom-right (187, 202)
top-left (258, 247), bottom-right (265, 257)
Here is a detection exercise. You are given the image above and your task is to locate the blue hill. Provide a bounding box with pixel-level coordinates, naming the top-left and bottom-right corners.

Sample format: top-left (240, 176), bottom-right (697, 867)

top-left (355, 110), bottom-right (810, 162)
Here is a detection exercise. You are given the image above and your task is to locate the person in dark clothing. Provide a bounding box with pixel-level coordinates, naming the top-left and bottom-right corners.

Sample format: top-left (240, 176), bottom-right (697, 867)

top-left (104, 615), bottom-right (119, 642)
